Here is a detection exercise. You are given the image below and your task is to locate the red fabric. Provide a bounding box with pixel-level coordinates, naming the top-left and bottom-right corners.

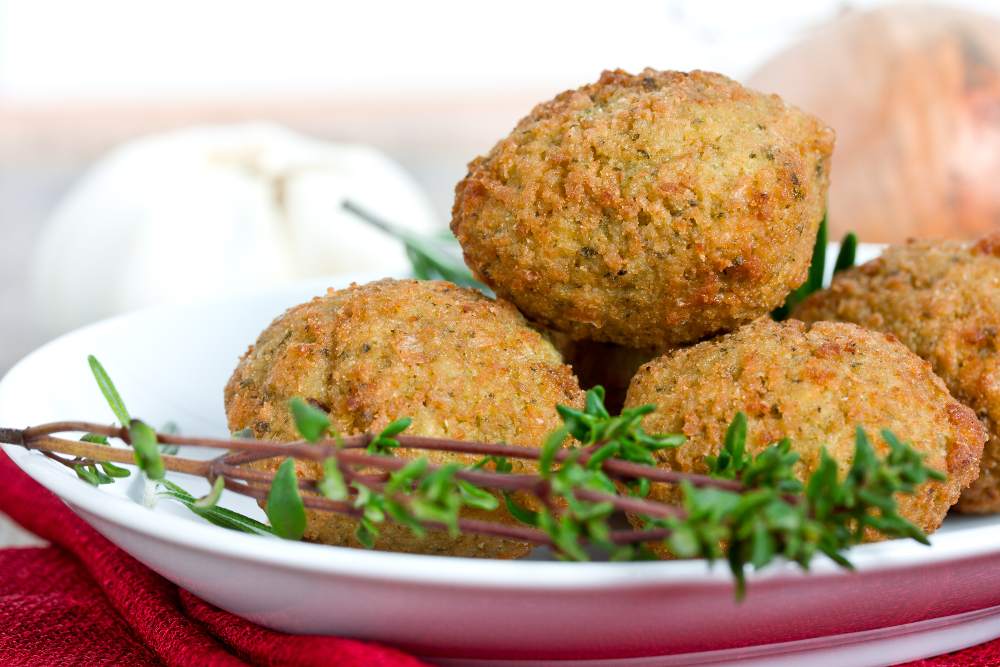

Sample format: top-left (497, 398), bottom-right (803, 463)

top-left (0, 449), bottom-right (996, 666)
top-left (0, 451), bottom-right (427, 667)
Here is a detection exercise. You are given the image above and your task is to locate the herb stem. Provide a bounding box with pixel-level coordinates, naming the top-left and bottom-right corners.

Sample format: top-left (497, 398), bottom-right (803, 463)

top-left (5, 399), bottom-right (939, 571)
top-left (24, 434), bottom-right (210, 477)
top-left (575, 488), bottom-right (684, 519)
top-left (0, 427), bottom-right (24, 445)
top-left (12, 425), bottom-right (693, 548)
top-left (18, 420), bottom-right (742, 491)
top-left (217, 469), bottom-right (556, 546)
top-left (610, 527), bottom-right (673, 545)
top-left (216, 453), bottom-right (683, 520)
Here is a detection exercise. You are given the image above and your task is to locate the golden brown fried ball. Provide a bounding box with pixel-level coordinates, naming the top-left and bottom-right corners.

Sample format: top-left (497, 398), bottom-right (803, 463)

top-left (225, 279), bottom-right (584, 557)
top-left (624, 318), bottom-right (985, 549)
top-left (452, 68), bottom-right (834, 348)
top-left (794, 234), bottom-right (1000, 513)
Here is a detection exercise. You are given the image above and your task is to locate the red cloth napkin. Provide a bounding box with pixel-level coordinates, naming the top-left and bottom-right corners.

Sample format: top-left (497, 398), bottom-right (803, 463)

top-left (0, 449), bottom-right (995, 666)
top-left (0, 450), bottom-right (428, 667)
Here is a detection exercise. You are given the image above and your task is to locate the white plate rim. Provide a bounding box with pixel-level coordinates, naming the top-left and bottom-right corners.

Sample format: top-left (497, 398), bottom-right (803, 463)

top-left (4, 259), bottom-right (999, 593)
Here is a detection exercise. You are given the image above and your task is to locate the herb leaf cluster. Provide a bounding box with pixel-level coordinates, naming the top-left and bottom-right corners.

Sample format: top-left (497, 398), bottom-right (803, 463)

top-left (59, 355), bottom-right (947, 599)
top-left (660, 415), bottom-right (938, 597)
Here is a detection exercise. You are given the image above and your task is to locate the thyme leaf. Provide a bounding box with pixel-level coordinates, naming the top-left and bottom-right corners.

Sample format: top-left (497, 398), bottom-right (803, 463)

top-left (266, 458), bottom-right (307, 540)
top-left (87, 355), bottom-right (130, 426)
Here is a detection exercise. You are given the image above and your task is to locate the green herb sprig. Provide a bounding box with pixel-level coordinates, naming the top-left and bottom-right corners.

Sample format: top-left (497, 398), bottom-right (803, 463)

top-left (772, 217), bottom-right (857, 320)
top-left (1, 356), bottom-right (945, 599)
top-left (157, 479), bottom-right (272, 536)
top-left (273, 386), bottom-right (939, 592)
top-left (342, 204), bottom-right (857, 324)
top-left (657, 414), bottom-right (939, 598)
top-left (341, 200), bottom-right (487, 291)
top-left (57, 357), bottom-right (166, 484)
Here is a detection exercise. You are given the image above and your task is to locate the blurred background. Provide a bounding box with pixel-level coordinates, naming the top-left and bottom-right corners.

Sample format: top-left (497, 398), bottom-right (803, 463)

top-left (3, 0), bottom-right (1000, 376)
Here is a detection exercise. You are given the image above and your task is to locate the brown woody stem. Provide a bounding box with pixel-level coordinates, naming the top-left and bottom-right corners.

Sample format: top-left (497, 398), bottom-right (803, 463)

top-left (4, 420), bottom-right (696, 548)
top-left (16, 420), bottom-right (740, 490)
top-left (22, 435), bottom-right (211, 476)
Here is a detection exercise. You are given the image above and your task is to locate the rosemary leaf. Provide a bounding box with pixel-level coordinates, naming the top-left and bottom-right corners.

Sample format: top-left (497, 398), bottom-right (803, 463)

top-left (341, 200), bottom-right (487, 291)
top-left (318, 457), bottom-right (349, 501)
top-left (367, 417), bottom-right (412, 454)
top-left (504, 493), bottom-right (540, 526)
top-left (74, 464), bottom-right (102, 486)
top-left (457, 480), bottom-right (499, 511)
top-left (99, 461), bottom-right (131, 478)
top-left (834, 232), bottom-right (858, 274)
top-left (157, 480), bottom-right (272, 536)
top-left (772, 215), bottom-right (829, 319)
top-left (193, 475), bottom-right (226, 509)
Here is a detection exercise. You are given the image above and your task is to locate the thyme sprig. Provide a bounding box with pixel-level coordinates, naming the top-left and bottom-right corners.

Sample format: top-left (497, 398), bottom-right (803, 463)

top-left (0, 356), bottom-right (945, 598)
top-left (654, 416), bottom-right (942, 597)
top-left (773, 216), bottom-right (857, 319)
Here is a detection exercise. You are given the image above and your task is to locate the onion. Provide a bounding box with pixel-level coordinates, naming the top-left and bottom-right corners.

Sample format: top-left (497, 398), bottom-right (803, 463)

top-left (749, 4), bottom-right (1000, 243)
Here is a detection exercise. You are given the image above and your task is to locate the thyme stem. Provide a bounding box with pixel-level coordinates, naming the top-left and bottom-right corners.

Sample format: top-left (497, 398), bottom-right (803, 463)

top-left (0, 427), bottom-right (24, 445)
top-left (10, 424), bottom-right (690, 547)
top-left (24, 435), bottom-right (210, 476)
top-left (19, 420), bottom-right (740, 491)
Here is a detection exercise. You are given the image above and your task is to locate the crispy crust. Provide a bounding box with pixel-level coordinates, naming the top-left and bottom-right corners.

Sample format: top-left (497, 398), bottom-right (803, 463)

top-left (452, 68), bottom-right (834, 348)
top-left (624, 319), bottom-right (985, 555)
top-left (224, 279), bottom-right (584, 557)
top-left (794, 233), bottom-right (1000, 512)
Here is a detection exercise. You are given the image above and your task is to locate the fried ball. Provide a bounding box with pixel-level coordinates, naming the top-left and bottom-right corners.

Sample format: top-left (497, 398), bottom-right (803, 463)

top-left (452, 68), bottom-right (834, 348)
top-left (225, 279), bottom-right (584, 557)
top-left (794, 234), bottom-right (1000, 513)
top-left (624, 318), bottom-right (985, 550)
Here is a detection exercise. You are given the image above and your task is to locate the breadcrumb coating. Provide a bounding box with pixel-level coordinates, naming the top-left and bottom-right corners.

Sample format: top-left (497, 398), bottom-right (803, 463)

top-left (225, 279), bottom-right (584, 557)
top-left (794, 234), bottom-right (1000, 512)
top-left (624, 318), bottom-right (985, 553)
top-left (453, 68), bottom-right (834, 347)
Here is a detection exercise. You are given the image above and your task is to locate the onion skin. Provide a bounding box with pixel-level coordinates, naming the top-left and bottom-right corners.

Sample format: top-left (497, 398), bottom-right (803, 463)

top-left (749, 4), bottom-right (1000, 243)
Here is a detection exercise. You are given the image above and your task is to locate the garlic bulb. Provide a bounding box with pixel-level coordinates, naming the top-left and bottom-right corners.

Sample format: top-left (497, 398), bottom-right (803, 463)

top-left (31, 123), bottom-right (439, 337)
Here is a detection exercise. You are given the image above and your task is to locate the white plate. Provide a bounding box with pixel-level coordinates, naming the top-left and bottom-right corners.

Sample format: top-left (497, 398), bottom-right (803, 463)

top-left (4, 249), bottom-right (1000, 666)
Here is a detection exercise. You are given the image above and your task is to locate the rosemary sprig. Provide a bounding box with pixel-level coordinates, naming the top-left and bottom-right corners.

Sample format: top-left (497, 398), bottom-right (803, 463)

top-left (0, 356), bottom-right (945, 599)
top-left (157, 480), bottom-right (272, 536)
top-left (343, 203), bottom-right (855, 323)
top-left (341, 200), bottom-right (487, 291)
top-left (772, 217), bottom-right (857, 320)
top-left (834, 232), bottom-right (858, 274)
